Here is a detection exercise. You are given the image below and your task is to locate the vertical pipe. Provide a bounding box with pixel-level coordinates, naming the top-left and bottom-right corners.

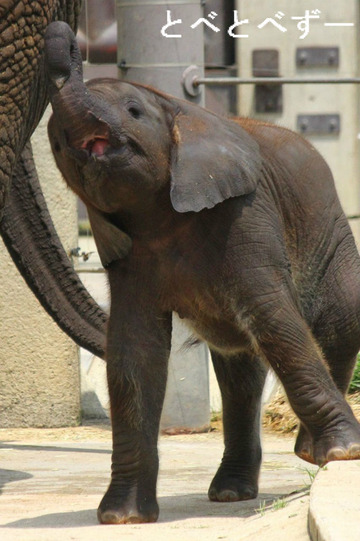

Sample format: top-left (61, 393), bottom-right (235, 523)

top-left (116, 0), bottom-right (205, 104)
top-left (204, 0), bottom-right (236, 115)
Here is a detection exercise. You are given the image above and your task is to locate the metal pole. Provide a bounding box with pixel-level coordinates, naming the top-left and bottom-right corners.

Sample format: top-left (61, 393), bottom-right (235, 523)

top-left (194, 76), bottom-right (360, 86)
top-left (116, 0), bottom-right (205, 105)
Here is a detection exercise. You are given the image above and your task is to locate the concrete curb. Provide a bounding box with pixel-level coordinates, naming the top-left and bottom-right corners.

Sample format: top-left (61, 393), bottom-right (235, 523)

top-left (309, 461), bottom-right (360, 541)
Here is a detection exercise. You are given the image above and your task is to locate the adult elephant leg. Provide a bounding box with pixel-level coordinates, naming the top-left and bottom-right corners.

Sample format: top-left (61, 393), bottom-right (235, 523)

top-left (254, 293), bottom-right (360, 466)
top-left (208, 352), bottom-right (267, 502)
top-left (0, 142), bottom-right (106, 359)
top-left (98, 260), bottom-right (172, 524)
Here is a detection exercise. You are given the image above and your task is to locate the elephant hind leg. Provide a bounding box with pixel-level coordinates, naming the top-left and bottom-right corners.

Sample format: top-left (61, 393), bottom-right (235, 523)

top-left (208, 351), bottom-right (267, 502)
top-left (295, 251), bottom-right (360, 463)
top-left (294, 345), bottom-right (358, 464)
top-left (251, 288), bottom-right (360, 467)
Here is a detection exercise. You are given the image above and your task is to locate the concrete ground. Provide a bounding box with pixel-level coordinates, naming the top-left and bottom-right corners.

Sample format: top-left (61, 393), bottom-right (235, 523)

top-left (1, 425), bottom-right (315, 541)
top-left (1, 425), bottom-right (360, 541)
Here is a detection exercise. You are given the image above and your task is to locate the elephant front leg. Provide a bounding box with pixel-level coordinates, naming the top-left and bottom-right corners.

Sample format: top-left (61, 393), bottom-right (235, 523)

top-left (209, 352), bottom-right (267, 502)
top-left (255, 298), bottom-right (360, 466)
top-left (98, 264), bottom-right (172, 524)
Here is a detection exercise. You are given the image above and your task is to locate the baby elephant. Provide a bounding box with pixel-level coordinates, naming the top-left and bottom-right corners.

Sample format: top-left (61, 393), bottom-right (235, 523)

top-left (45, 21), bottom-right (360, 524)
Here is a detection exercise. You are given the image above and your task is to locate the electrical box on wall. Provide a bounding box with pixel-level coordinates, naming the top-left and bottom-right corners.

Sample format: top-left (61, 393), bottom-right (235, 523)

top-left (235, 0), bottom-right (360, 245)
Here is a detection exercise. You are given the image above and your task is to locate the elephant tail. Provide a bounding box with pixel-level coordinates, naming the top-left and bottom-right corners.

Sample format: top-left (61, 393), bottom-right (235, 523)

top-left (0, 142), bottom-right (107, 359)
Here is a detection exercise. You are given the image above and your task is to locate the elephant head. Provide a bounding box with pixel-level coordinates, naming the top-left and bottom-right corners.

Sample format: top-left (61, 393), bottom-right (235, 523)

top-left (45, 21), bottom-right (261, 268)
top-left (0, 1), bottom-right (106, 358)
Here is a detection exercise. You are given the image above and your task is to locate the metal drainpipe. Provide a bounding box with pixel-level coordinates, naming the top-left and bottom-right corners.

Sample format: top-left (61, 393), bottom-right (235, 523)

top-left (116, 0), bottom-right (205, 105)
top-left (116, 0), bottom-right (210, 432)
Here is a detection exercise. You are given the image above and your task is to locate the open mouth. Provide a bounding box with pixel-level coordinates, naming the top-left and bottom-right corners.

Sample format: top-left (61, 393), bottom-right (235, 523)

top-left (81, 137), bottom-right (110, 157)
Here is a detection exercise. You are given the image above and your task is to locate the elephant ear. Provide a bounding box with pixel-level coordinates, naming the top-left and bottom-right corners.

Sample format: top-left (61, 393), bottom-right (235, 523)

top-left (87, 206), bottom-right (132, 267)
top-left (170, 103), bottom-right (262, 213)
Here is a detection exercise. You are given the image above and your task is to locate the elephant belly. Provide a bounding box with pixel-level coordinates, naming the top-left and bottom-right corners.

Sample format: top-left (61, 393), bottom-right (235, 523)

top-left (166, 277), bottom-right (257, 355)
top-left (179, 311), bottom-right (256, 356)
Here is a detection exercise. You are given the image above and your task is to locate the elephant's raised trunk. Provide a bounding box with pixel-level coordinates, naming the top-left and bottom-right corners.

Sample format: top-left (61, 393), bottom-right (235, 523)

top-left (45, 22), bottom-right (115, 153)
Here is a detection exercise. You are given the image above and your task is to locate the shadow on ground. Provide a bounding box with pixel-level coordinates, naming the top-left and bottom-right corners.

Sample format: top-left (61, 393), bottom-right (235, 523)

top-left (0, 442), bottom-right (111, 455)
top-left (0, 469), bottom-right (33, 494)
top-left (1, 490), bottom-right (309, 529)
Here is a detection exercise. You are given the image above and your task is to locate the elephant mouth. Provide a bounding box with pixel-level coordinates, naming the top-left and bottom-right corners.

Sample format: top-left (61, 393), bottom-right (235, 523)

top-left (66, 132), bottom-right (114, 165)
top-left (68, 120), bottom-right (129, 158)
top-left (62, 122), bottom-right (129, 169)
top-left (67, 132), bottom-right (131, 169)
top-left (81, 136), bottom-right (111, 158)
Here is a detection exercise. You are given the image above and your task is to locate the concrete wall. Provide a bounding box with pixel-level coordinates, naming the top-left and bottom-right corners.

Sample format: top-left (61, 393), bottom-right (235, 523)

top-left (236, 0), bottom-right (360, 246)
top-left (0, 107), bottom-right (81, 428)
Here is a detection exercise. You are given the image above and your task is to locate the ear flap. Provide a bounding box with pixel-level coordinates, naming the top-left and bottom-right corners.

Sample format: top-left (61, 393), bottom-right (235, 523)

top-left (170, 103), bottom-right (262, 213)
top-left (87, 206), bottom-right (132, 267)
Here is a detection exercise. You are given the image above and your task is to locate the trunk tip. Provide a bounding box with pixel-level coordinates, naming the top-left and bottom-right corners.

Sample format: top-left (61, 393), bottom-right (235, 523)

top-left (45, 21), bottom-right (82, 90)
top-left (45, 20), bottom-right (76, 42)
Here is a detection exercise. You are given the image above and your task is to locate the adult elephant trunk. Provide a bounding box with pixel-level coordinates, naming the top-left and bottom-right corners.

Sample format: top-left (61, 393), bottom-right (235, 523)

top-left (0, 142), bottom-right (107, 359)
top-left (0, 4), bottom-right (107, 359)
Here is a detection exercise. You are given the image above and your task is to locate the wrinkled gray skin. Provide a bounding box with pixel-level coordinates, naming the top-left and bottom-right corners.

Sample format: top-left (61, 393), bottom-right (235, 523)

top-left (46, 21), bottom-right (360, 525)
top-left (0, 1), bottom-right (106, 357)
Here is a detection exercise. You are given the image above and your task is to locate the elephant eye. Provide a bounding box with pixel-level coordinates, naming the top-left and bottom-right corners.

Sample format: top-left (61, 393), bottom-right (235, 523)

top-left (127, 103), bottom-right (143, 119)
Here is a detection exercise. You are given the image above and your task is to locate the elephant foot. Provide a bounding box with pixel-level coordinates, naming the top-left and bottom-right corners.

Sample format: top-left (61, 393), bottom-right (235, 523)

top-left (295, 424), bottom-right (316, 465)
top-left (97, 485), bottom-right (159, 524)
top-left (295, 420), bottom-right (360, 467)
top-left (208, 466), bottom-right (259, 502)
